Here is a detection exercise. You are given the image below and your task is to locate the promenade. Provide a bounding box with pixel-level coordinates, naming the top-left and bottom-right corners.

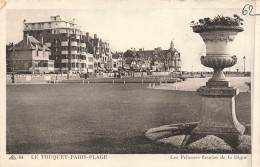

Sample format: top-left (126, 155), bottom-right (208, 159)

top-left (155, 77), bottom-right (251, 92)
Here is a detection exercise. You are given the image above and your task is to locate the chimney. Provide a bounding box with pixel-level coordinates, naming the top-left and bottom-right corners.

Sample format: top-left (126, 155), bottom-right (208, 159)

top-left (23, 33), bottom-right (27, 41)
top-left (23, 19), bottom-right (27, 30)
top-left (86, 32), bottom-right (89, 40)
top-left (56, 15), bottom-right (61, 21)
top-left (26, 34), bottom-right (29, 45)
top-left (94, 34), bottom-right (97, 39)
top-left (41, 36), bottom-right (43, 44)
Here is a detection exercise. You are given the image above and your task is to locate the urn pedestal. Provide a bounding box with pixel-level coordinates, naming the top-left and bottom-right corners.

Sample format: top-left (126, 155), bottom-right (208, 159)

top-left (194, 85), bottom-right (245, 135)
top-left (183, 26), bottom-right (246, 145)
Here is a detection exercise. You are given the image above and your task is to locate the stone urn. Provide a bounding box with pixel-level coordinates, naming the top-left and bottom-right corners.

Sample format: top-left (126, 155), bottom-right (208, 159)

top-left (191, 25), bottom-right (245, 136)
top-left (193, 25), bottom-right (243, 81)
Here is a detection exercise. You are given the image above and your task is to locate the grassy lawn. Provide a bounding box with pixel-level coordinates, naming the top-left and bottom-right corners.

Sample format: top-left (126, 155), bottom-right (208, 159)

top-left (6, 83), bottom-right (251, 154)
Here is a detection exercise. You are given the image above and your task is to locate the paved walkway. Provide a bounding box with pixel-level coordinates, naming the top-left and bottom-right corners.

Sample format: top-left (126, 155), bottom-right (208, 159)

top-left (154, 77), bottom-right (251, 92)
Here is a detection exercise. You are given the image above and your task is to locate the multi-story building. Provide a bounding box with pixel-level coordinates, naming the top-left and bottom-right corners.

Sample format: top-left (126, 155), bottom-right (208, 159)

top-left (22, 15), bottom-right (111, 74)
top-left (135, 41), bottom-right (181, 72)
top-left (6, 35), bottom-right (54, 74)
top-left (91, 35), bottom-right (112, 73)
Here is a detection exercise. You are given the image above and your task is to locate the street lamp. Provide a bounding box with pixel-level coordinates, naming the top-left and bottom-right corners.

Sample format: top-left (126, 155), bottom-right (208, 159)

top-left (12, 49), bottom-right (16, 83)
top-left (191, 65), bottom-right (194, 76)
top-left (243, 56), bottom-right (246, 75)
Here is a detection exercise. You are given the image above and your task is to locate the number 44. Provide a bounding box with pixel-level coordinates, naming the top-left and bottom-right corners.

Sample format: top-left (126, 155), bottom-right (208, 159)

top-left (18, 155), bottom-right (24, 159)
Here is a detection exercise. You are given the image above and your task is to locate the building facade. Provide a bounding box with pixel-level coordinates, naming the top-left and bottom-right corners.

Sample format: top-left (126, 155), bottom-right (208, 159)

top-left (123, 41), bottom-right (181, 72)
top-left (107, 52), bottom-right (124, 72)
top-left (8, 15), bottom-right (180, 74)
top-left (7, 36), bottom-right (54, 74)
top-left (91, 35), bottom-right (111, 73)
top-left (22, 15), bottom-right (111, 74)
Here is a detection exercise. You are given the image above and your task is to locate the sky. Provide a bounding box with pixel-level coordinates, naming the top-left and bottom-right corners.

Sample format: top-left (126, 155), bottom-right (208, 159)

top-left (6, 8), bottom-right (254, 72)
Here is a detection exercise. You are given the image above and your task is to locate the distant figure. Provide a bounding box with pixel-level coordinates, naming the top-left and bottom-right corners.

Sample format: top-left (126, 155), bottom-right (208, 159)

top-left (67, 73), bottom-right (70, 80)
top-left (200, 72), bottom-right (205, 78)
top-left (11, 73), bottom-right (15, 83)
top-left (85, 73), bottom-right (88, 79)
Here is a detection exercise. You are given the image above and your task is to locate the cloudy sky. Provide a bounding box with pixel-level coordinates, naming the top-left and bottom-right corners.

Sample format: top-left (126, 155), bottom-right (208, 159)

top-left (6, 8), bottom-right (254, 71)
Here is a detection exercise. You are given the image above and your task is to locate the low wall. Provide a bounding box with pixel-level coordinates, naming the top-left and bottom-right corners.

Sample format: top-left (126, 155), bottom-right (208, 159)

top-left (6, 74), bottom-right (81, 84)
top-left (151, 72), bottom-right (170, 76)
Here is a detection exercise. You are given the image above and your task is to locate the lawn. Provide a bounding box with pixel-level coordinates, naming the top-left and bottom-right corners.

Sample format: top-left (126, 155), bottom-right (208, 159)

top-left (6, 83), bottom-right (251, 154)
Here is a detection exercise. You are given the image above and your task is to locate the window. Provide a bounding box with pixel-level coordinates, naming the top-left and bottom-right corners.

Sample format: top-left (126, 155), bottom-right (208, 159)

top-left (88, 57), bottom-right (93, 62)
top-left (61, 46), bottom-right (67, 51)
top-left (62, 55), bottom-right (68, 59)
top-left (72, 63), bottom-right (75, 68)
top-left (54, 63), bottom-right (59, 68)
top-left (61, 63), bottom-right (67, 68)
top-left (24, 62), bottom-right (28, 69)
top-left (42, 62), bottom-right (48, 67)
top-left (88, 65), bottom-right (93, 69)
top-left (28, 62), bottom-right (32, 68)
top-left (71, 46), bottom-right (76, 50)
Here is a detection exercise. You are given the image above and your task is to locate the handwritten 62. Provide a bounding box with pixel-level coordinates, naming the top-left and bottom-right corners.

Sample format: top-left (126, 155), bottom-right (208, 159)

top-left (242, 4), bottom-right (260, 16)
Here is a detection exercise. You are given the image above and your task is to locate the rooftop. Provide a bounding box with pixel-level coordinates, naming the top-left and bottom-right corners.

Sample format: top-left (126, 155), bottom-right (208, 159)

top-left (10, 36), bottom-right (51, 51)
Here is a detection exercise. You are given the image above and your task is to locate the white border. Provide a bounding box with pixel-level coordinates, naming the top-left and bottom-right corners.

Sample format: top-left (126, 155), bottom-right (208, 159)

top-left (0, 0), bottom-right (259, 167)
